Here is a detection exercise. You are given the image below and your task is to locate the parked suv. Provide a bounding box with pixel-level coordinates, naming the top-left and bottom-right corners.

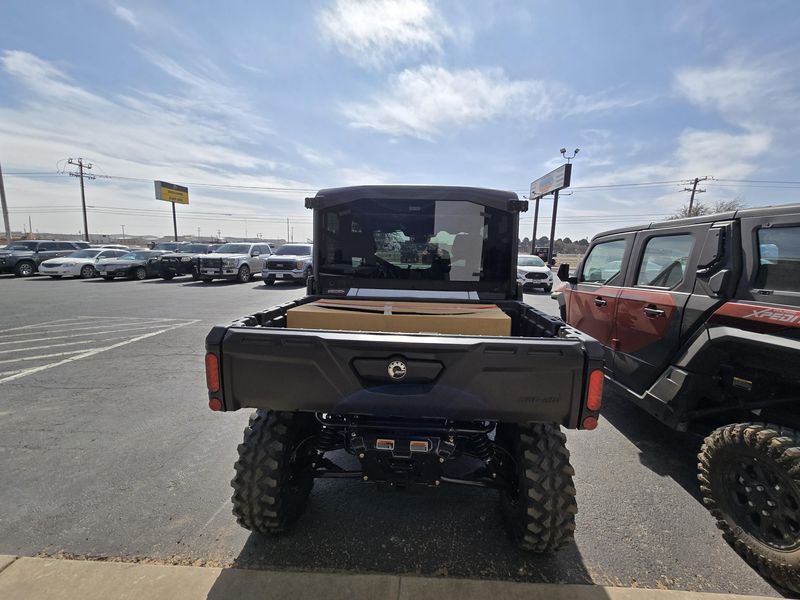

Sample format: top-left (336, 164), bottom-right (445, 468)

top-left (0, 240), bottom-right (90, 277)
top-left (554, 203), bottom-right (800, 592)
top-left (517, 254), bottom-right (553, 292)
top-left (262, 243), bottom-right (312, 285)
top-left (158, 243), bottom-right (220, 280)
top-left (197, 242), bottom-right (273, 283)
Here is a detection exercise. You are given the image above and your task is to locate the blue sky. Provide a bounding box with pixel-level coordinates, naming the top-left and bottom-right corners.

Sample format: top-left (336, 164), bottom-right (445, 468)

top-left (1, 0), bottom-right (799, 241)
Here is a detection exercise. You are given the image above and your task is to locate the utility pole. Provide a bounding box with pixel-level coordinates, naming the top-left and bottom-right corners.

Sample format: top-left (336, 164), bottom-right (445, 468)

top-left (531, 197), bottom-right (540, 254)
top-left (68, 158), bottom-right (94, 241)
top-left (0, 161), bottom-right (11, 243)
top-left (286, 217), bottom-right (290, 243)
top-left (28, 215), bottom-right (33, 240)
top-left (197, 227), bottom-right (201, 240)
top-left (684, 176), bottom-right (708, 217)
top-left (121, 225), bottom-right (125, 241)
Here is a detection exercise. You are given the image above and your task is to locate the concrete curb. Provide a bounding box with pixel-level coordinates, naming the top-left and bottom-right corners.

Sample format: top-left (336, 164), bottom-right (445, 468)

top-left (0, 555), bottom-right (776, 600)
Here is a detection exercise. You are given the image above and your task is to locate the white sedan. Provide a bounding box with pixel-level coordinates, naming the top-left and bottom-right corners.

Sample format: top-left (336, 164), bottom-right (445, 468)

top-left (517, 254), bottom-right (554, 292)
top-left (38, 248), bottom-right (129, 279)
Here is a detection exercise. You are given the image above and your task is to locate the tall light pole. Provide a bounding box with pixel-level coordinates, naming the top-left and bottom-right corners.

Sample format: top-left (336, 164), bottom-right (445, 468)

top-left (546, 148), bottom-right (579, 267)
top-left (121, 225), bottom-right (125, 241)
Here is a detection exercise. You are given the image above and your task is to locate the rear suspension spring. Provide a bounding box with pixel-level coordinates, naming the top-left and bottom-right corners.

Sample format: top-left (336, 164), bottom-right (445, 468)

top-left (470, 433), bottom-right (492, 461)
top-left (316, 426), bottom-right (341, 452)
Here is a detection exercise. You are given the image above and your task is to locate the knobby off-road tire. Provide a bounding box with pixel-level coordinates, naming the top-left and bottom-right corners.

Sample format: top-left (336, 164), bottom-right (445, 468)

top-left (501, 422), bottom-right (577, 552)
top-left (231, 410), bottom-right (315, 534)
top-left (699, 423), bottom-right (800, 593)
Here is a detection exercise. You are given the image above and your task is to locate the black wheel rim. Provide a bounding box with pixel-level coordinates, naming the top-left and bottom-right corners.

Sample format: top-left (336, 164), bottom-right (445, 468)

top-left (19, 264), bottom-right (32, 275)
top-left (723, 454), bottom-right (800, 550)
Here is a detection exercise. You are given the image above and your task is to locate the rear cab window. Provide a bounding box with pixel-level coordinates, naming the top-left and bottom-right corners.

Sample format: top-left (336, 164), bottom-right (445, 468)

top-left (756, 226), bottom-right (800, 293)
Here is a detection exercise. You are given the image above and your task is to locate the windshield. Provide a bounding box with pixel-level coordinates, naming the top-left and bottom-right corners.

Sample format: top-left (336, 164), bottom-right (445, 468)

top-left (518, 255), bottom-right (545, 267)
top-left (68, 249), bottom-right (102, 259)
top-left (319, 199), bottom-right (512, 282)
top-left (154, 242), bottom-right (181, 251)
top-left (274, 245), bottom-right (311, 256)
top-left (117, 251), bottom-right (152, 260)
top-left (214, 244), bottom-right (251, 254)
top-left (7, 242), bottom-right (38, 251)
top-left (178, 244), bottom-right (209, 253)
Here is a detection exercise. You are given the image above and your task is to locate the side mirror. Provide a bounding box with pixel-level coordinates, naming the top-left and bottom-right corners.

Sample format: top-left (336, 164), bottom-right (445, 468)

top-left (557, 263), bottom-right (570, 281)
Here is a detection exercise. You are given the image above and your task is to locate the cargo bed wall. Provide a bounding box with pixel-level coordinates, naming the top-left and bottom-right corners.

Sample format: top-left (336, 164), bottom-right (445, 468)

top-left (208, 299), bottom-right (604, 426)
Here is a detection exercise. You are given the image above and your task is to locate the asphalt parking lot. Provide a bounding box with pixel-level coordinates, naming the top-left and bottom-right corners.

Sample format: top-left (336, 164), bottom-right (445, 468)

top-left (0, 273), bottom-right (780, 597)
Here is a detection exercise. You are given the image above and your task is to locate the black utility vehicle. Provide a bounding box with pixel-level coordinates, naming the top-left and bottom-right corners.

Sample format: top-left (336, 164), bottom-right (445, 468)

top-left (205, 186), bottom-right (604, 550)
top-left (159, 243), bottom-right (220, 280)
top-left (555, 203), bottom-right (800, 591)
top-left (0, 240), bottom-right (90, 276)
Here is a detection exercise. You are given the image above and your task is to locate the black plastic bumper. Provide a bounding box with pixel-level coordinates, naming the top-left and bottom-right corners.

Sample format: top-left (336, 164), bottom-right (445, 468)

top-left (206, 321), bottom-right (603, 428)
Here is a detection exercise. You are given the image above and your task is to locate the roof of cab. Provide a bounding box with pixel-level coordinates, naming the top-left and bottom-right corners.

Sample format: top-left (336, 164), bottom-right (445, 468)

top-left (592, 202), bottom-right (800, 240)
top-left (307, 185), bottom-right (521, 211)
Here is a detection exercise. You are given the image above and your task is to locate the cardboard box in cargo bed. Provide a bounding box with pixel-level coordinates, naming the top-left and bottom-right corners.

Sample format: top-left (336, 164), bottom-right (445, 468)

top-left (286, 299), bottom-right (511, 336)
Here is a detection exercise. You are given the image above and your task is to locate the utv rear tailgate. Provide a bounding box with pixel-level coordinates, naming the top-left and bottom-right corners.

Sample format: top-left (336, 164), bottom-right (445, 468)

top-left (207, 325), bottom-right (603, 427)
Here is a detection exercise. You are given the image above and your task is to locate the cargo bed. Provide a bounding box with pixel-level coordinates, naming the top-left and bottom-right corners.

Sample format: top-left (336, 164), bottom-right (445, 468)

top-left (205, 297), bottom-right (604, 427)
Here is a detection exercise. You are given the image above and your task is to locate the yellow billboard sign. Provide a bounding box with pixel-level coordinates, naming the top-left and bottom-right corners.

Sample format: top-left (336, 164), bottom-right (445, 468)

top-left (154, 180), bottom-right (189, 205)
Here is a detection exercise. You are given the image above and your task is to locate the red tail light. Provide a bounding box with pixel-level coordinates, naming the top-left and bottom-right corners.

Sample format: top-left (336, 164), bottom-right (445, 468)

top-left (208, 397), bottom-right (223, 411)
top-left (205, 353), bottom-right (220, 393)
top-left (586, 369), bottom-right (604, 411)
top-left (582, 416), bottom-right (599, 430)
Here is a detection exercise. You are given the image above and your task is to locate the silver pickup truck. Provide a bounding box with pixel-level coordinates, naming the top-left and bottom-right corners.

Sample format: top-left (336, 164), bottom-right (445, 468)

top-left (262, 243), bottom-right (313, 285)
top-left (197, 242), bottom-right (273, 283)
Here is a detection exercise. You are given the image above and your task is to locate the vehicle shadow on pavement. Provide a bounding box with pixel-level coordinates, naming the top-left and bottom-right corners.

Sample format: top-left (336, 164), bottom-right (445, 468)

top-left (208, 475), bottom-right (594, 590)
top-left (600, 389), bottom-right (703, 502)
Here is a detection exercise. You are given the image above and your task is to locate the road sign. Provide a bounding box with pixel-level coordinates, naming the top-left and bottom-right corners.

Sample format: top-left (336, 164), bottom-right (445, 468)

top-left (154, 180), bottom-right (189, 205)
top-left (529, 163), bottom-right (572, 200)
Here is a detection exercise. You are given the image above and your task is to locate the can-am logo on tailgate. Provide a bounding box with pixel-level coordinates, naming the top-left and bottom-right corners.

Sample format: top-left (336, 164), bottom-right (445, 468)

top-left (746, 308), bottom-right (800, 324)
top-left (387, 360), bottom-right (407, 380)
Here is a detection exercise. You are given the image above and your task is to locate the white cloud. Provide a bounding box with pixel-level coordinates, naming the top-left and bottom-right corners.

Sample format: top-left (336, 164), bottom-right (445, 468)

top-left (344, 65), bottom-right (556, 139)
top-left (317, 0), bottom-right (452, 67)
top-left (343, 65), bottom-right (645, 140)
top-left (674, 56), bottom-right (800, 133)
top-left (111, 3), bottom-right (139, 29)
top-left (0, 50), bottom-right (323, 238)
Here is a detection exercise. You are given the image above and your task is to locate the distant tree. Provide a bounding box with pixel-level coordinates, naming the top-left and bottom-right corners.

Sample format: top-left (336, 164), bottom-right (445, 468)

top-left (713, 197), bottom-right (747, 213)
top-left (562, 236), bottom-right (572, 244)
top-left (669, 196), bottom-right (746, 220)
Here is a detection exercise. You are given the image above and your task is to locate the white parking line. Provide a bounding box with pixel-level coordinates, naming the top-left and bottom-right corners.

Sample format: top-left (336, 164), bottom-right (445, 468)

top-left (0, 320), bottom-right (200, 384)
top-left (0, 318), bottom-right (84, 334)
top-left (0, 324), bottom-right (186, 346)
top-left (0, 349), bottom-right (88, 365)
top-left (0, 336), bottom-right (139, 355)
top-left (0, 319), bottom-right (188, 339)
top-left (0, 316), bottom-right (184, 334)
